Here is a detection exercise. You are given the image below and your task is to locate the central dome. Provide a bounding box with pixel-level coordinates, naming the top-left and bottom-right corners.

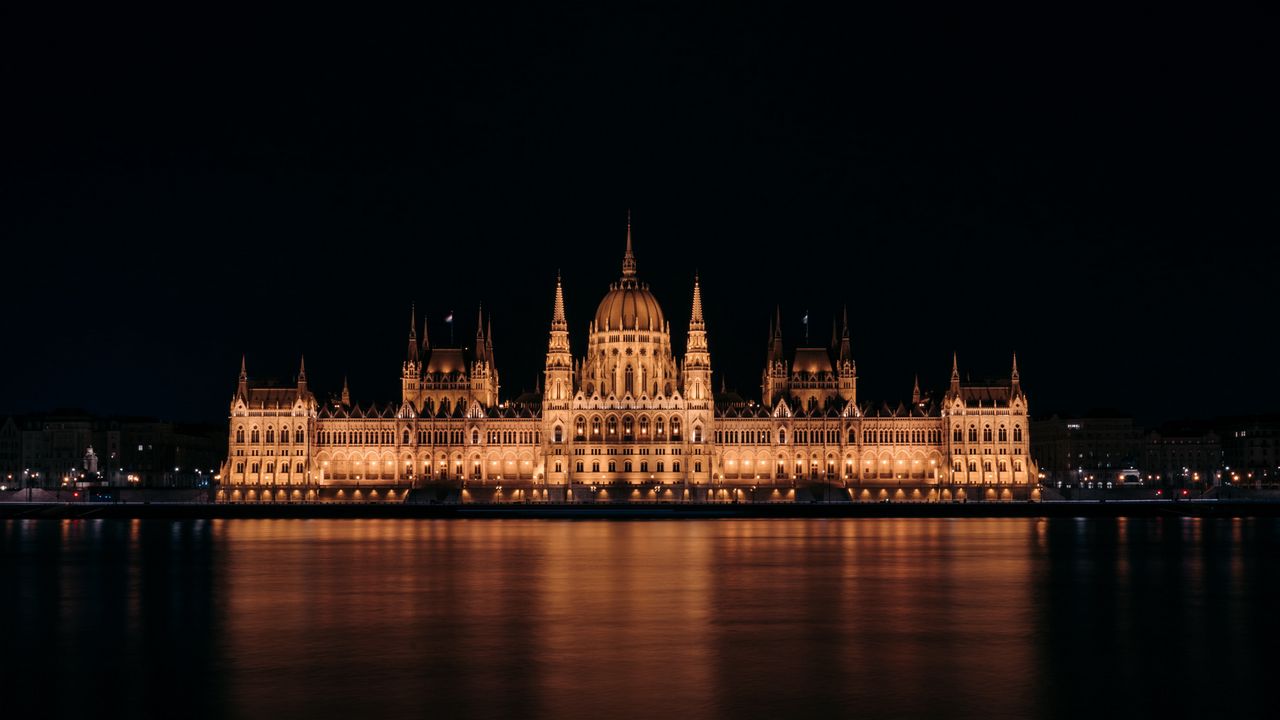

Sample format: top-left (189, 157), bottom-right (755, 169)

top-left (593, 216), bottom-right (665, 332)
top-left (595, 282), bottom-right (665, 331)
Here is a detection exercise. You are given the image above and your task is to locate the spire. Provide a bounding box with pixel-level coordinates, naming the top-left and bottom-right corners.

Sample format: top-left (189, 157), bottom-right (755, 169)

top-left (297, 355), bottom-right (307, 387)
top-left (621, 210), bottom-right (637, 279)
top-left (838, 305), bottom-right (851, 362)
top-left (720, 374), bottom-right (727, 394)
top-left (340, 376), bottom-right (350, 406)
top-left (690, 273), bottom-right (704, 328)
top-left (770, 306), bottom-right (784, 364)
top-left (1011, 352), bottom-right (1021, 390)
top-left (912, 374), bottom-right (921, 404)
top-left (422, 309), bottom-right (430, 351)
top-left (552, 271), bottom-right (567, 328)
top-left (237, 355), bottom-right (248, 397)
top-left (950, 352), bottom-right (961, 392)
top-left (486, 315), bottom-right (494, 364)
top-left (476, 305), bottom-right (485, 341)
top-left (239, 354), bottom-right (247, 381)
top-left (406, 304), bottom-right (420, 364)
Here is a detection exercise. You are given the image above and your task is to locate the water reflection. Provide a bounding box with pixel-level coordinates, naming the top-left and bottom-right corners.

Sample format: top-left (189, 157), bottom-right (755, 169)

top-left (3, 518), bottom-right (1277, 719)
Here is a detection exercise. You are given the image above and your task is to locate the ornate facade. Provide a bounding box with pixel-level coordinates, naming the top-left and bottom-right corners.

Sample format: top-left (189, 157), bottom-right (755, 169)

top-left (219, 222), bottom-right (1037, 503)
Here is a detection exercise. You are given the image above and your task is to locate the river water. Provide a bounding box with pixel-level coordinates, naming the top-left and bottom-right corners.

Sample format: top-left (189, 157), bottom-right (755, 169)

top-left (2, 517), bottom-right (1275, 719)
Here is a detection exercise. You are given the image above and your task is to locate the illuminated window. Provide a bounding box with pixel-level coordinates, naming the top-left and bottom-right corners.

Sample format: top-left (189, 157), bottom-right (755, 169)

top-left (983, 425), bottom-right (992, 442)
top-left (998, 425), bottom-right (1008, 442)
top-left (236, 426), bottom-right (245, 443)
top-left (968, 426), bottom-right (977, 442)
top-left (554, 425), bottom-right (563, 443)
top-left (953, 425), bottom-right (962, 442)
top-left (1013, 425), bottom-right (1023, 442)
top-left (251, 428), bottom-right (260, 443)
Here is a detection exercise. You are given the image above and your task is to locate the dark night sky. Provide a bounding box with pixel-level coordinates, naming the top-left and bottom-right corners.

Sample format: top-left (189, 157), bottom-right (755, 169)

top-left (2, 5), bottom-right (1275, 426)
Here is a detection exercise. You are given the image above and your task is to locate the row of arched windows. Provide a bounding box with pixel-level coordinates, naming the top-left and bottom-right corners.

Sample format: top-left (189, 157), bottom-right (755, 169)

top-left (953, 424), bottom-right (1023, 443)
top-left (235, 425), bottom-right (305, 444)
top-left (570, 415), bottom-right (686, 441)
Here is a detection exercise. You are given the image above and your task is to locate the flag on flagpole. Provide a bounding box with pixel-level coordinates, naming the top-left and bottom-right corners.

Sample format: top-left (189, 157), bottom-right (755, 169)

top-left (444, 312), bottom-right (454, 323)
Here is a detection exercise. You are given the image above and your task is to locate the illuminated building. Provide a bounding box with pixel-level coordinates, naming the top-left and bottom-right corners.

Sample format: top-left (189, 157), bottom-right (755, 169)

top-left (218, 221), bottom-right (1037, 503)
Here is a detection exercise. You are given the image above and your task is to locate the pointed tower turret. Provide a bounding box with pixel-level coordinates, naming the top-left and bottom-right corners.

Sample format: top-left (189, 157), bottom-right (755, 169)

top-left (340, 376), bottom-right (351, 406)
top-left (949, 352), bottom-right (961, 397)
top-left (683, 274), bottom-right (711, 402)
top-left (622, 210), bottom-right (637, 279)
top-left (762, 306), bottom-right (787, 405)
top-left (237, 355), bottom-right (248, 398)
top-left (406, 305), bottom-right (419, 366)
top-left (403, 304), bottom-right (422, 403)
top-left (1011, 352), bottom-right (1021, 396)
top-left (912, 374), bottom-right (921, 405)
top-left (542, 273), bottom-right (574, 488)
top-left (836, 305), bottom-right (856, 404)
top-left (297, 355), bottom-right (307, 391)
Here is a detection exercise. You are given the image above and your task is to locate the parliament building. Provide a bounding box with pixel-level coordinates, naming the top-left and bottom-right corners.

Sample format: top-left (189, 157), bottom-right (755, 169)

top-left (218, 223), bottom-right (1038, 503)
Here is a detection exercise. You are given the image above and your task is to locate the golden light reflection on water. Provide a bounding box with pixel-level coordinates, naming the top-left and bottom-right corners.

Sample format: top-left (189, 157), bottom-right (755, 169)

top-left (213, 519), bottom-right (1039, 719)
top-left (7, 517), bottom-right (1279, 719)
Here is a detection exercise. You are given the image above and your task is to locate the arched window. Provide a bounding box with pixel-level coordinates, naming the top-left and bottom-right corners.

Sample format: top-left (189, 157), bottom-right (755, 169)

top-left (998, 425), bottom-right (1008, 442)
top-left (471, 429), bottom-right (480, 444)
top-left (591, 416), bottom-right (602, 436)
top-left (266, 462), bottom-right (275, 473)
top-left (968, 426), bottom-right (978, 442)
top-left (251, 462), bottom-right (260, 473)
top-left (403, 430), bottom-right (410, 444)
top-left (625, 365), bottom-right (634, 394)
top-left (672, 461), bottom-right (680, 472)
top-left (655, 417), bottom-right (665, 436)
top-left (624, 460), bottom-right (633, 472)
top-left (954, 461), bottom-right (962, 473)
top-left (251, 427), bottom-right (260, 443)
top-left (623, 415), bottom-right (634, 438)
top-left (236, 426), bottom-right (245, 443)
top-left (983, 425), bottom-right (992, 442)
top-left (639, 416), bottom-right (650, 436)
top-left (295, 463), bottom-right (303, 474)
top-left (779, 428), bottom-right (787, 444)
top-left (656, 461), bottom-right (664, 472)
top-left (607, 416), bottom-right (618, 436)
top-left (553, 425), bottom-right (563, 443)
top-left (1013, 425), bottom-right (1023, 442)
top-left (295, 427), bottom-right (304, 443)
top-left (265, 427), bottom-right (275, 443)
top-left (235, 462), bottom-right (245, 473)
top-left (576, 460), bottom-right (584, 472)
top-left (591, 461), bottom-right (600, 472)
top-left (641, 460), bottom-right (649, 473)
top-left (670, 417), bottom-right (681, 439)
top-left (692, 425), bottom-right (702, 442)
top-left (608, 460), bottom-right (617, 472)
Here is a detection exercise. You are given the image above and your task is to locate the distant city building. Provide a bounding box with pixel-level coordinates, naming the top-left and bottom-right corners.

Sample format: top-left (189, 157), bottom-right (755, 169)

top-left (1031, 411), bottom-right (1143, 487)
top-left (0, 411), bottom-right (224, 489)
top-left (220, 222), bottom-right (1037, 503)
top-left (1219, 415), bottom-right (1280, 487)
top-left (1144, 421), bottom-right (1221, 488)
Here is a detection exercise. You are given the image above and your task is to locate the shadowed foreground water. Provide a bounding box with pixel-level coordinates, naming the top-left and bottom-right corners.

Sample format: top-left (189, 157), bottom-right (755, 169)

top-left (3, 517), bottom-right (1277, 719)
